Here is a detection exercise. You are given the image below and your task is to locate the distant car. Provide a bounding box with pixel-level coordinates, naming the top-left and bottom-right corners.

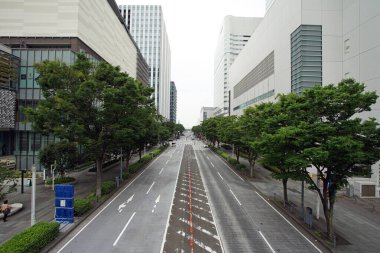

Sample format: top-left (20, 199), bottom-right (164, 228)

top-left (203, 145), bottom-right (208, 148)
top-left (172, 142), bottom-right (176, 146)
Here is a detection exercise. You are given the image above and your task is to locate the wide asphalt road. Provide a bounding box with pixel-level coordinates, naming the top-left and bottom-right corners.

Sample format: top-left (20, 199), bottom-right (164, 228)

top-left (54, 139), bottom-right (186, 253)
top-left (194, 141), bottom-right (325, 253)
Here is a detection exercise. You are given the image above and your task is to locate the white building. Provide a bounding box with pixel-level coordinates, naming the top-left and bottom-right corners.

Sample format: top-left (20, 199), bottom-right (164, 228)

top-left (119, 5), bottom-right (172, 120)
top-left (230, 0), bottom-right (380, 196)
top-left (213, 16), bottom-right (262, 117)
top-left (200, 107), bottom-right (216, 123)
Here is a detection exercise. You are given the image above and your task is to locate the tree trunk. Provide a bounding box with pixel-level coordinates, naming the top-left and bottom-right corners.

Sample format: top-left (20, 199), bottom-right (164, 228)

top-left (282, 178), bottom-right (288, 204)
top-left (236, 147), bottom-right (240, 163)
top-left (139, 148), bottom-right (142, 160)
top-left (95, 158), bottom-right (103, 198)
top-left (125, 158), bottom-right (130, 173)
top-left (327, 190), bottom-right (336, 240)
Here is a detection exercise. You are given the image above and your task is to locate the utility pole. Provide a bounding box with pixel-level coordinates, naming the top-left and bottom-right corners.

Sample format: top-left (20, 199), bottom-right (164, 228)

top-left (31, 164), bottom-right (36, 226)
top-left (316, 171), bottom-right (320, 219)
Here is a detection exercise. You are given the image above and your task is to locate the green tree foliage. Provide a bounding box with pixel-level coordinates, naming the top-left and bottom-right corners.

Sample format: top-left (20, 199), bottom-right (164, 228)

top-left (38, 141), bottom-right (78, 178)
top-left (298, 79), bottom-right (380, 239)
top-left (24, 53), bottom-right (156, 198)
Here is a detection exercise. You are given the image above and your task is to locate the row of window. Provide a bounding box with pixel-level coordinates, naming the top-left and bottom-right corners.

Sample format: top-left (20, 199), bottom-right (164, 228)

top-left (233, 89), bottom-right (275, 111)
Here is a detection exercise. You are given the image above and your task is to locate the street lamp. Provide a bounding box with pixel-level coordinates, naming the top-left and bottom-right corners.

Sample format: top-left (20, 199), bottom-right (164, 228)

top-left (31, 164), bottom-right (36, 226)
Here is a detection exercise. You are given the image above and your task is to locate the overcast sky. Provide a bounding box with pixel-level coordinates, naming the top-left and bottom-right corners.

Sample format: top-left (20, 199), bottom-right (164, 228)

top-left (116, 0), bottom-right (266, 128)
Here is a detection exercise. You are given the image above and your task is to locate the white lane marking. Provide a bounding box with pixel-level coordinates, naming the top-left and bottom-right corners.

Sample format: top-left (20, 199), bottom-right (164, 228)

top-left (259, 231), bottom-right (276, 253)
top-left (118, 194), bottom-right (134, 213)
top-left (229, 189), bottom-right (242, 206)
top-left (160, 145), bottom-right (185, 253)
top-left (213, 154), bottom-right (245, 182)
top-left (152, 195), bottom-right (161, 213)
top-left (255, 191), bottom-right (323, 253)
top-left (194, 150), bottom-right (225, 253)
top-left (159, 167), bottom-right (164, 175)
top-left (166, 160), bottom-right (169, 165)
top-left (217, 172), bottom-right (224, 181)
top-left (206, 156), bottom-right (210, 160)
top-left (146, 181), bottom-right (155, 195)
top-left (57, 155), bottom-right (160, 253)
top-left (113, 212), bottom-right (136, 247)
top-left (210, 162), bottom-right (215, 168)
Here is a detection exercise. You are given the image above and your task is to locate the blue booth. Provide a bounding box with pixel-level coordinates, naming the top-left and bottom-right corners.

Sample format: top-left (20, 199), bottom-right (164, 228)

top-left (55, 184), bottom-right (74, 223)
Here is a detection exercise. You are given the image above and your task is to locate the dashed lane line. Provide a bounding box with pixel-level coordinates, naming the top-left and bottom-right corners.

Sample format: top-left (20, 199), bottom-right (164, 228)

top-left (146, 181), bottom-right (155, 195)
top-left (113, 212), bottom-right (136, 247)
top-left (229, 189), bottom-right (242, 206)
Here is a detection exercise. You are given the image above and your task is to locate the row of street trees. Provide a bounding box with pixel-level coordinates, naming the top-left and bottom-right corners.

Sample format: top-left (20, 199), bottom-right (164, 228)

top-left (24, 53), bottom-right (183, 198)
top-left (193, 79), bottom-right (380, 240)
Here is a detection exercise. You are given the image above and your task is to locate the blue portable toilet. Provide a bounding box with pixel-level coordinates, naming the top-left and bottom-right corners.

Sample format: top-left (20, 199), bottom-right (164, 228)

top-left (55, 184), bottom-right (74, 223)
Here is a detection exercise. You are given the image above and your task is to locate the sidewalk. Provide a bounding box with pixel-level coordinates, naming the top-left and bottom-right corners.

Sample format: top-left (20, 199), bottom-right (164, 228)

top-left (220, 148), bottom-right (380, 253)
top-left (0, 154), bottom-right (141, 244)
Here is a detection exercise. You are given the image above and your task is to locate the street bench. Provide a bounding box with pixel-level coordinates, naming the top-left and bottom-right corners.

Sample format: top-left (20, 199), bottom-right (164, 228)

top-left (0, 203), bottom-right (23, 219)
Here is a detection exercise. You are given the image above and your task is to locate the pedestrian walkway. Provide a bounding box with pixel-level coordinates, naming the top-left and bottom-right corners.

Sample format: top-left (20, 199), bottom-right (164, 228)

top-left (0, 154), bottom-right (141, 244)
top-left (220, 147), bottom-right (380, 253)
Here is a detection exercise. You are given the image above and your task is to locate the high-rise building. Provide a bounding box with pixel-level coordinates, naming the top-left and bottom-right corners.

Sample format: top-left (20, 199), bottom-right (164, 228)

top-left (214, 16), bottom-right (262, 117)
top-left (0, 44), bottom-right (19, 161)
top-left (169, 81), bottom-right (177, 123)
top-left (229, 0), bottom-right (380, 196)
top-left (119, 5), bottom-right (172, 119)
top-left (0, 0), bottom-right (148, 170)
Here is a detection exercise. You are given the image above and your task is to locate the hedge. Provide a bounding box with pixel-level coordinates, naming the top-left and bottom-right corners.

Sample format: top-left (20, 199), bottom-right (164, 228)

top-left (101, 180), bottom-right (116, 195)
top-left (0, 222), bottom-right (59, 253)
top-left (74, 198), bottom-right (92, 216)
top-left (45, 177), bottom-right (75, 185)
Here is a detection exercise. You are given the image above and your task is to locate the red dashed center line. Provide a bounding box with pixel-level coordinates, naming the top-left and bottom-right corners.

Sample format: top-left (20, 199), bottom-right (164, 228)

top-left (188, 161), bottom-right (194, 253)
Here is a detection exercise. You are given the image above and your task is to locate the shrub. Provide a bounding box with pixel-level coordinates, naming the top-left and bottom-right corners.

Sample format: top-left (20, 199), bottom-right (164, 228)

top-left (45, 177), bottom-right (75, 185)
top-left (122, 172), bottom-right (130, 180)
top-left (128, 163), bottom-right (141, 174)
top-left (221, 152), bottom-right (229, 160)
top-left (139, 155), bottom-right (152, 164)
top-left (101, 180), bottom-right (116, 195)
top-left (0, 222), bottom-right (59, 253)
top-left (221, 144), bottom-right (232, 150)
top-left (227, 157), bottom-right (239, 166)
top-left (74, 198), bottom-right (92, 216)
top-left (151, 148), bottom-right (161, 156)
top-left (236, 164), bottom-right (246, 171)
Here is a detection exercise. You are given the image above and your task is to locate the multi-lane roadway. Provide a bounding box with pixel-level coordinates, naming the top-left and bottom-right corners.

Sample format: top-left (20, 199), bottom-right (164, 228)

top-left (52, 135), bottom-right (325, 253)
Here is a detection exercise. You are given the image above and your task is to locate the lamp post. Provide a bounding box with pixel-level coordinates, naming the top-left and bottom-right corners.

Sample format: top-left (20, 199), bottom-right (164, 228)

top-left (31, 164), bottom-right (36, 226)
top-left (120, 147), bottom-right (123, 181)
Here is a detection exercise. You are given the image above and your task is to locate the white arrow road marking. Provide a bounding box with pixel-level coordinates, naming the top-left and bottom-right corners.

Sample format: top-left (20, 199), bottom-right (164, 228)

top-left (113, 212), bottom-right (136, 247)
top-left (118, 194), bottom-right (134, 213)
top-left (146, 181), bottom-right (155, 195)
top-left (152, 194), bottom-right (160, 213)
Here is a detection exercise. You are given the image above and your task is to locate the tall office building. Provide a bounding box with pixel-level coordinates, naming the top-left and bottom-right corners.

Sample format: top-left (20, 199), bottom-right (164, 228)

top-left (229, 0), bottom-right (380, 196)
top-left (0, 44), bottom-right (19, 159)
top-left (169, 81), bottom-right (177, 123)
top-left (119, 5), bottom-right (172, 119)
top-left (0, 0), bottom-right (148, 170)
top-left (214, 16), bottom-right (262, 117)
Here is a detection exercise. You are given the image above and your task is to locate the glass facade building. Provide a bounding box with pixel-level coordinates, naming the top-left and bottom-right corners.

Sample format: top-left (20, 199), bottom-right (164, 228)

top-left (169, 81), bottom-right (177, 123)
top-left (119, 5), bottom-right (171, 119)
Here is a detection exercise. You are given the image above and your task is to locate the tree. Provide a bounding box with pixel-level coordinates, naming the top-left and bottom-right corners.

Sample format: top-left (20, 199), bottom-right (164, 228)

top-left (298, 79), bottom-right (380, 240)
top-left (39, 141), bottom-right (79, 178)
top-left (201, 117), bottom-right (222, 146)
top-left (191, 125), bottom-right (202, 139)
top-left (217, 116), bottom-right (243, 162)
top-left (24, 53), bottom-right (150, 198)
